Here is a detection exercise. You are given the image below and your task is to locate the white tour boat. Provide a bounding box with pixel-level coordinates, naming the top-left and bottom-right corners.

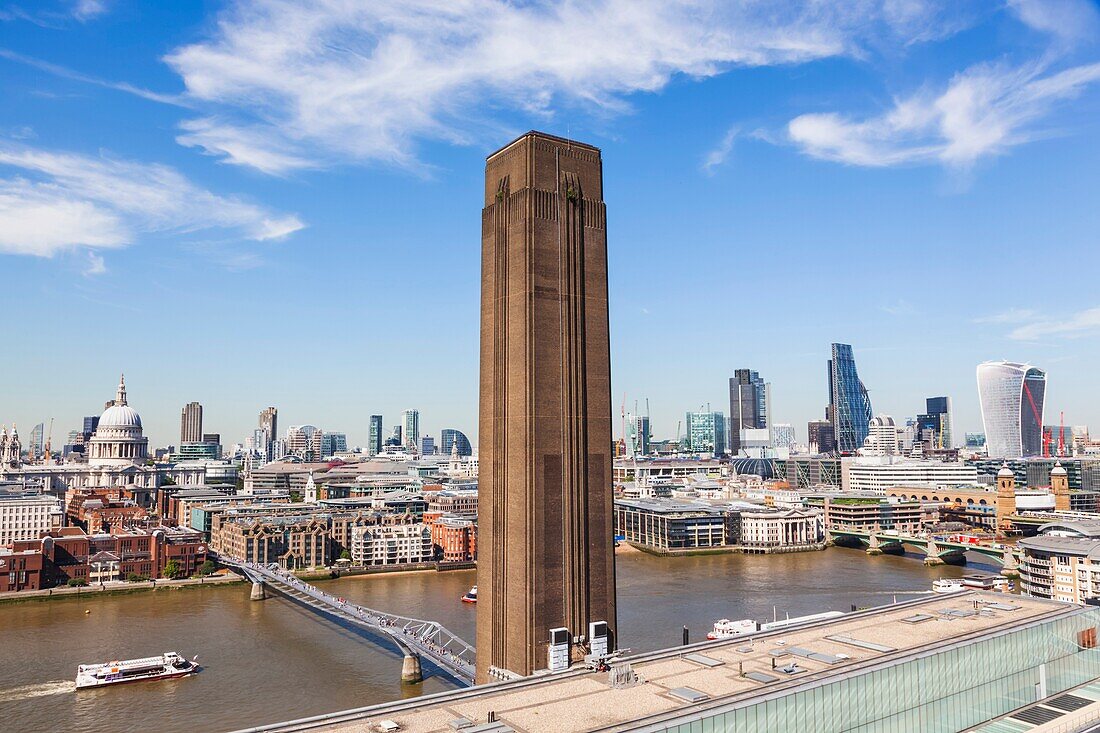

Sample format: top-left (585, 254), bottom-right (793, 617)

top-left (75, 652), bottom-right (198, 689)
top-left (933, 575), bottom-right (1012, 595)
top-left (707, 618), bottom-right (759, 640)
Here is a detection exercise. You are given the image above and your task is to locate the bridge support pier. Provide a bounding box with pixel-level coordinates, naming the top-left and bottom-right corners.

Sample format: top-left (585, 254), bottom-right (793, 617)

top-left (250, 580), bottom-right (266, 601)
top-left (401, 654), bottom-right (422, 684)
top-left (923, 539), bottom-right (945, 566)
top-left (1001, 549), bottom-right (1021, 578)
top-left (866, 534), bottom-right (883, 556)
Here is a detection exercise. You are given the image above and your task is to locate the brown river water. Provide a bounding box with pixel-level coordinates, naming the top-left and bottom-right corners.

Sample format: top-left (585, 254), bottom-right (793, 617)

top-left (0, 547), bottom-right (981, 733)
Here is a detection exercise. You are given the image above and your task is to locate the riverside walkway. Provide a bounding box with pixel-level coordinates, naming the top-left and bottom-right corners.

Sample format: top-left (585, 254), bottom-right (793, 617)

top-left (221, 558), bottom-right (475, 685)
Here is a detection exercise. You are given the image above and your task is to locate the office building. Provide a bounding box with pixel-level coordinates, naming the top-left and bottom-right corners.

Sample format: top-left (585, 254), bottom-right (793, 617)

top-left (771, 423), bottom-right (795, 450)
top-left (0, 492), bottom-right (64, 546)
top-left (808, 420), bottom-right (836, 454)
top-left (180, 401), bottom-right (203, 444)
top-left (977, 361), bottom-right (1047, 458)
top-left (420, 436), bottom-right (436, 456)
top-left (686, 411), bottom-right (726, 458)
top-left (286, 425), bottom-right (323, 461)
top-left (966, 432), bottom-right (986, 448)
top-left (828, 343), bottom-right (873, 454)
top-left (320, 432), bottom-right (347, 458)
top-left (925, 396), bottom-right (953, 448)
top-left (402, 409), bottom-right (420, 451)
top-left (842, 457), bottom-right (979, 493)
top-left (28, 423), bottom-right (43, 462)
top-left (368, 415), bottom-right (383, 456)
top-left (624, 413), bottom-right (650, 458)
top-left (729, 369), bottom-right (769, 455)
top-left (477, 131), bottom-right (616, 682)
top-left (440, 428), bottom-right (472, 457)
top-left (259, 407), bottom-right (278, 461)
top-left (861, 416), bottom-right (900, 456)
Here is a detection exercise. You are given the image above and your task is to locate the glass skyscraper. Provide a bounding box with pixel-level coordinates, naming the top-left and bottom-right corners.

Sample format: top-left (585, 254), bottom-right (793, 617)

top-left (977, 361), bottom-right (1047, 458)
top-left (402, 409), bottom-right (420, 451)
top-left (686, 411), bottom-right (726, 457)
top-left (368, 415), bottom-right (383, 456)
top-left (828, 343), bottom-right (873, 454)
top-left (729, 369), bottom-right (769, 455)
top-left (441, 428), bottom-right (472, 457)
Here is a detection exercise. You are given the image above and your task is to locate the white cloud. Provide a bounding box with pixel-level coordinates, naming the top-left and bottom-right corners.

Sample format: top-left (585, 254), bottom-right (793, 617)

top-left (0, 143), bottom-right (304, 257)
top-left (83, 251), bottom-right (106, 276)
top-left (973, 308), bottom-right (1039, 324)
top-left (1007, 0), bottom-right (1100, 45)
top-left (702, 127), bottom-right (738, 174)
top-left (1008, 307), bottom-right (1100, 340)
top-left (163, 0), bottom-right (982, 174)
top-left (787, 60), bottom-right (1100, 167)
top-left (72, 0), bottom-right (109, 21)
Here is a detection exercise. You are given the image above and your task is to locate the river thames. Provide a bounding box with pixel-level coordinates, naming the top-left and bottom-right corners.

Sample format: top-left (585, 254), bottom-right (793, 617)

top-left (0, 547), bottom-right (985, 733)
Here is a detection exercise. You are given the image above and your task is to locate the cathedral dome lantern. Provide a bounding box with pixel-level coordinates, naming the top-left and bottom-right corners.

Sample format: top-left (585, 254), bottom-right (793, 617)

top-left (87, 374), bottom-right (149, 467)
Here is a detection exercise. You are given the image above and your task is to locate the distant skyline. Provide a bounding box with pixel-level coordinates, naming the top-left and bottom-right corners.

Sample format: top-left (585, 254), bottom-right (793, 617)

top-left (2, 1), bottom-right (1100, 449)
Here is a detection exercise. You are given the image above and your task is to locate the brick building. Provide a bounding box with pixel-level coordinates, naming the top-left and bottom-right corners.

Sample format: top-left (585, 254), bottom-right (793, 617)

top-left (5, 526), bottom-right (207, 590)
top-left (65, 488), bottom-right (148, 533)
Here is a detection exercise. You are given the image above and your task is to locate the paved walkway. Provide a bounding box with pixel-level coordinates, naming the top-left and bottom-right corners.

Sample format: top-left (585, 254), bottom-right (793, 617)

top-left (0, 572), bottom-right (243, 602)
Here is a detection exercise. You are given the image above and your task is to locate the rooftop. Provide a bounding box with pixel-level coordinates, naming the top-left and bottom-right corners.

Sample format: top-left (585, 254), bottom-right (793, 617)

top-left (292, 592), bottom-right (1071, 733)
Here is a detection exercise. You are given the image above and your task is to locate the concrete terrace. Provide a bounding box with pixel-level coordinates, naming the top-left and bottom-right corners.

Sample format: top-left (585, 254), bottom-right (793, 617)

top-left (237, 591), bottom-right (1078, 733)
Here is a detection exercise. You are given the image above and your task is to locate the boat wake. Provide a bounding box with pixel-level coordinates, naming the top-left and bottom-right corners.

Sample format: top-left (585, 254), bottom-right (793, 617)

top-left (0, 680), bottom-right (75, 703)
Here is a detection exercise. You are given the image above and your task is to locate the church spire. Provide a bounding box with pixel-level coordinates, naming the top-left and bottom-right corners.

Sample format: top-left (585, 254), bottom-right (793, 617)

top-left (116, 373), bottom-right (127, 406)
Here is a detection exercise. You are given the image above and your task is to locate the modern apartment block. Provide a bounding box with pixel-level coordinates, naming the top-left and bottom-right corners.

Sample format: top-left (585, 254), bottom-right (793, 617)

top-left (349, 523), bottom-right (433, 566)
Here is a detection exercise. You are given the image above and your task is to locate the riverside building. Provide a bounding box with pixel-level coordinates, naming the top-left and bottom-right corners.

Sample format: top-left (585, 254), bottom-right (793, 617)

top-left (1019, 520), bottom-right (1100, 603)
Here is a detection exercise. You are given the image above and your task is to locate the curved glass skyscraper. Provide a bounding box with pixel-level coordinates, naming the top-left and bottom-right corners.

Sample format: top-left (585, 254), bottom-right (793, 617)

top-left (977, 361), bottom-right (1047, 458)
top-left (828, 343), bottom-right (873, 454)
top-left (441, 428), bottom-right (473, 457)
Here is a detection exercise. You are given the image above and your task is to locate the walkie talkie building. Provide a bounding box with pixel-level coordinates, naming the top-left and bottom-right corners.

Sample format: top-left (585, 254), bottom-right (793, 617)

top-left (977, 361), bottom-right (1047, 458)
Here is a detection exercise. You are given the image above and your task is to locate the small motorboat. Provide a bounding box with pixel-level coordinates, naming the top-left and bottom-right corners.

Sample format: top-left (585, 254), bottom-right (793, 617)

top-left (461, 585), bottom-right (477, 603)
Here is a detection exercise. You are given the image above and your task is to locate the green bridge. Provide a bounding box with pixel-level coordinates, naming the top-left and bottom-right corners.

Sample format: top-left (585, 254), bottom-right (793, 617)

top-left (827, 527), bottom-right (1021, 574)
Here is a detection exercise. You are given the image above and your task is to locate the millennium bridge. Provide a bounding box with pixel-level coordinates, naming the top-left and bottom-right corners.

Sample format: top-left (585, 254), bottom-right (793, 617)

top-left (218, 556), bottom-right (476, 686)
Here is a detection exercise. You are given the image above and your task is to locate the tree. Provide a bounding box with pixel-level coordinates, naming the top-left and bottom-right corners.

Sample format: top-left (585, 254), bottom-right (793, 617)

top-left (162, 559), bottom-right (183, 579)
top-left (198, 560), bottom-right (217, 576)
top-left (339, 549), bottom-right (351, 561)
top-left (67, 578), bottom-right (88, 587)
top-left (126, 573), bottom-right (150, 583)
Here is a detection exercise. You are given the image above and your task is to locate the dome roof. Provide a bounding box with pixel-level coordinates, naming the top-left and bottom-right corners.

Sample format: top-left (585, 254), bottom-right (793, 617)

top-left (99, 404), bottom-right (142, 429)
top-left (1051, 462), bottom-right (1067, 476)
top-left (730, 457), bottom-right (776, 480)
top-left (998, 463), bottom-right (1014, 478)
top-left (96, 374), bottom-right (142, 429)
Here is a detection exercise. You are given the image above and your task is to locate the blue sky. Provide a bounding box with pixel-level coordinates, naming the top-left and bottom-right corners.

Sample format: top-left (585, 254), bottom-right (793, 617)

top-left (2, 0), bottom-right (1100, 450)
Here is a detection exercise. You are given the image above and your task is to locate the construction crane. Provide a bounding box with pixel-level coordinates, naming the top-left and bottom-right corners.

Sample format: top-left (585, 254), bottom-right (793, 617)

top-left (1058, 411), bottom-right (1067, 457)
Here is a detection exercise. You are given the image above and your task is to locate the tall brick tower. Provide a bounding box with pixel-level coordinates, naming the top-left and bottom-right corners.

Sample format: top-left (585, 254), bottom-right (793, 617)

top-left (476, 131), bottom-right (616, 682)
